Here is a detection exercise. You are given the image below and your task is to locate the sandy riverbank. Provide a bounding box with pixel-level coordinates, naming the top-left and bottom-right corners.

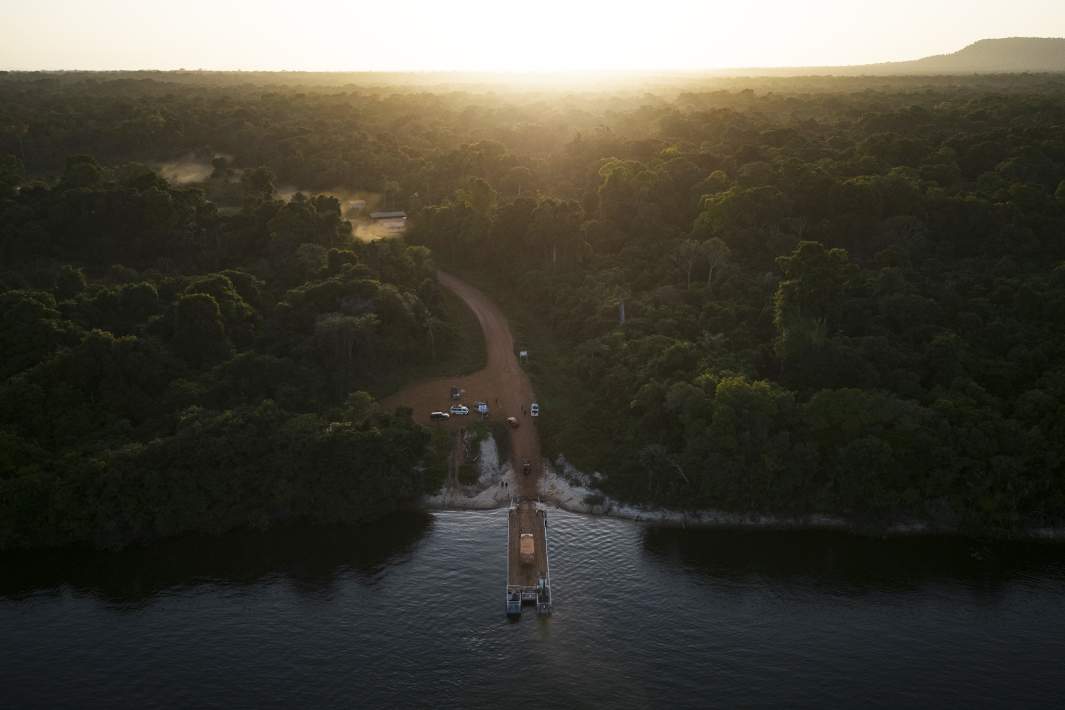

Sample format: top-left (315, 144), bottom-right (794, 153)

top-left (423, 449), bottom-right (1065, 540)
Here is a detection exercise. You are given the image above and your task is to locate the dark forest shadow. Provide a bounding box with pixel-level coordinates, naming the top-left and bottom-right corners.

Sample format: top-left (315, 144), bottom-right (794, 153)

top-left (640, 526), bottom-right (1065, 596)
top-left (0, 511), bottom-right (433, 603)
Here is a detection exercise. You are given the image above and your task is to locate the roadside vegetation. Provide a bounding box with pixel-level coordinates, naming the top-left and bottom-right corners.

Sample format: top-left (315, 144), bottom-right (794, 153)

top-left (368, 286), bottom-right (486, 399)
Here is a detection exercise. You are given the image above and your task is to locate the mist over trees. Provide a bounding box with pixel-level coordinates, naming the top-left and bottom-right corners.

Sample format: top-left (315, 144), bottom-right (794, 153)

top-left (3, 70), bottom-right (1065, 543)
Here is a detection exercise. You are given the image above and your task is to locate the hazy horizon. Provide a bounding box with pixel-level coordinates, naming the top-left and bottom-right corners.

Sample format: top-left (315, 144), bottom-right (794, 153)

top-left (3, 0), bottom-right (1065, 72)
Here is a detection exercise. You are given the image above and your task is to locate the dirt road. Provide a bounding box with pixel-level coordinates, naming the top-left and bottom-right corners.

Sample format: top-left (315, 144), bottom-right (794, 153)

top-left (381, 271), bottom-right (543, 499)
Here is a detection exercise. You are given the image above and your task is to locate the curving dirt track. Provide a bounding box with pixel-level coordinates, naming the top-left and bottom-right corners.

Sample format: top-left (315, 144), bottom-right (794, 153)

top-left (381, 271), bottom-right (542, 499)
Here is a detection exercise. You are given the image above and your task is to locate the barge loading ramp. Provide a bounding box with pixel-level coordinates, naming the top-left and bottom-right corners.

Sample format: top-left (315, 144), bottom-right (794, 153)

top-left (505, 501), bottom-right (552, 617)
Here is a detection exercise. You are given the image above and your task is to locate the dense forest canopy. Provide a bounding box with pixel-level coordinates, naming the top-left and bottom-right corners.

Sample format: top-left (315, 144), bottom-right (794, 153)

top-left (0, 123), bottom-right (468, 548)
top-left (3, 70), bottom-right (1065, 545)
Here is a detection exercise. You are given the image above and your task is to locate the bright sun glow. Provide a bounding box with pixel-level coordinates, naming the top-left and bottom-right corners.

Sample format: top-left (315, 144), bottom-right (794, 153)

top-left (2, 0), bottom-right (1065, 71)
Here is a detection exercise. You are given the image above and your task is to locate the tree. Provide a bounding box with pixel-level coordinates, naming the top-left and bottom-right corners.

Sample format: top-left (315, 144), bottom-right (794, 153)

top-left (343, 390), bottom-right (377, 426)
top-left (210, 156), bottom-right (230, 179)
top-left (638, 444), bottom-right (689, 500)
top-left (313, 313), bottom-right (378, 371)
top-left (173, 293), bottom-right (231, 367)
top-left (700, 238), bottom-right (731, 293)
top-left (692, 186), bottom-right (791, 244)
top-left (460, 177), bottom-right (497, 217)
top-left (773, 240), bottom-right (854, 334)
top-left (0, 290), bottom-right (80, 379)
top-left (673, 239), bottom-right (700, 289)
top-left (241, 166), bottom-right (276, 205)
top-left (502, 166), bottom-right (534, 196)
top-left (0, 153), bottom-right (23, 198)
top-left (55, 265), bottom-right (87, 300)
top-left (59, 155), bottom-right (103, 190)
top-left (528, 198), bottom-right (583, 266)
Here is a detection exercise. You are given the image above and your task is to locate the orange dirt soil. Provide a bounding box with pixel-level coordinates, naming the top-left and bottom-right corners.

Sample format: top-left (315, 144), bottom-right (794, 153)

top-left (381, 271), bottom-right (543, 500)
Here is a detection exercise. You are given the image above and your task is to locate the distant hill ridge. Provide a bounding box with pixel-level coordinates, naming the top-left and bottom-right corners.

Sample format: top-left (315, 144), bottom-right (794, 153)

top-left (884, 37), bottom-right (1065, 73)
top-left (713, 37), bottom-right (1065, 77)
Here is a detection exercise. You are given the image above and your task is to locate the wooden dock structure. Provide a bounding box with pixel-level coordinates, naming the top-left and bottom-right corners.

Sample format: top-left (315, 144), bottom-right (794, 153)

top-left (505, 499), bottom-right (552, 617)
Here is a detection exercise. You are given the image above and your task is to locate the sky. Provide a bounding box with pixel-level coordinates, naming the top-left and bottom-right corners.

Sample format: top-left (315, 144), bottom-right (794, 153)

top-left (2, 0), bottom-right (1065, 72)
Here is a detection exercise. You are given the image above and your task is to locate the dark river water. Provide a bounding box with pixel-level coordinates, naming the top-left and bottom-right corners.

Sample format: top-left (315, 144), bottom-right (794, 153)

top-left (3, 508), bottom-right (1065, 709)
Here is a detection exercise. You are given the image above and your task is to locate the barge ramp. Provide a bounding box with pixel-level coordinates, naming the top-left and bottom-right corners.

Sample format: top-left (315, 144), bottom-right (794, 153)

top-left (505, 499), bottom-right (552, 617)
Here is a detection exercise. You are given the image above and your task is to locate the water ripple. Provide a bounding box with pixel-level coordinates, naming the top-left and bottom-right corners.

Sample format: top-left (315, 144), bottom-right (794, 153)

top-left (2, 509), bottom-right (1064, 708)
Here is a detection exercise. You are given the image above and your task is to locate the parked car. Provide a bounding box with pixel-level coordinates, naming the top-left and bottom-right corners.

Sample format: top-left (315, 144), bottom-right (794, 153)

top-left (506, 416), bottom-right (520, 429)
top-left (530, 403), bottom-right (540, 417)
top-left (430, 411), bottom-right (450, 421)
top-left (449, 404), bottom-right (470, 416)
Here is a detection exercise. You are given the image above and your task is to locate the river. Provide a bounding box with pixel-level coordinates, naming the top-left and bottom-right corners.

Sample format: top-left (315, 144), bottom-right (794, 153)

top-left (2, 508), bottom-right (1064, 708)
